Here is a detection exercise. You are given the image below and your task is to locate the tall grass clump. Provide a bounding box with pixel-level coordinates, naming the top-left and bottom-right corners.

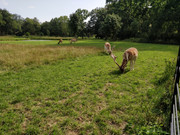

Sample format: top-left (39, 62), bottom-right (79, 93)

top-left (157, 59), bottom-right (175, 85)
top-left (0, 44), bottom-right (101, 71)
top-left (150, 59), bottom-right (175, 133)
top-left (154, 59), bottom-right (175, 129)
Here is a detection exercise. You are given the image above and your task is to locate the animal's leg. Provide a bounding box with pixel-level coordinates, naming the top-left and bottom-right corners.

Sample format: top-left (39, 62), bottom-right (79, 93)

top-left (130, 60), bottom-right (133, 70)
top-left (132, 61), bottom-right (134, 70)
top-left (130, 60), bottom-right (134, 70)
top-left (134, 58), bottom-right (136, 64)
top-left (133, 58), bottom-right (137, 70)
top-left (104, 46), bottom-right (107, 53)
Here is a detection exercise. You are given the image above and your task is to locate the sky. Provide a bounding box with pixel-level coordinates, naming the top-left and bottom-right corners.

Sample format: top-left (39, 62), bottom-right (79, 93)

top-left (0, 0), bottom-right (106, 23)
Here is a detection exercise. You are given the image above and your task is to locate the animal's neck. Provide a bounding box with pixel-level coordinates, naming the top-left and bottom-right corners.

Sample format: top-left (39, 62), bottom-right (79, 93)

top-left (108, 50), bottom-right (112, 55)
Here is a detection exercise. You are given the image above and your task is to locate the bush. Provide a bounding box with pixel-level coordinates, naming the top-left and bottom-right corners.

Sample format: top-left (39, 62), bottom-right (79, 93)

top-left (157, 59), bottom-right (175, 85)
top-left (137, 124), bottom-right (169, 135)
top-left (154, 59), bottom-right (175, 129)
top-left (25, 32), bottom-right (30, 37)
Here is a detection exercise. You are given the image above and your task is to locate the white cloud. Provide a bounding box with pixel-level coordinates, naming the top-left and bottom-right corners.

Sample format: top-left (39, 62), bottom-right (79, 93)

top-left (28, 6), bottom-right (35, 9)
top-left (0, 0), bottom-right (8, 6)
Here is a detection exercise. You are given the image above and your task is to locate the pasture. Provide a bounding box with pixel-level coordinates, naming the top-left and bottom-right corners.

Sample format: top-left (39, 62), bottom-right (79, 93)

top-left (0, 38), bottom-right (178, 134)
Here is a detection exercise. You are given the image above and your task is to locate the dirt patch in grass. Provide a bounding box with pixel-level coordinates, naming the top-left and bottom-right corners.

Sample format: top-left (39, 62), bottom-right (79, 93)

top-left (66, 130), bottom-right (78, 135)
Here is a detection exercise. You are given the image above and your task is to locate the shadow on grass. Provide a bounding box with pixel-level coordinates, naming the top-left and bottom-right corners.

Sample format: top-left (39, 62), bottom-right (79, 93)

top-left (98, 52), bottom-right (110, 56)
top-left (109, 69), bottom-right (130, 75)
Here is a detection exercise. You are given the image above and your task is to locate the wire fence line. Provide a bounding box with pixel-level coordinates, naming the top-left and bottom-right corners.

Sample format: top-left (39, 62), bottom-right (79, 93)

top-left (170, 46), bottom-right (180, 135)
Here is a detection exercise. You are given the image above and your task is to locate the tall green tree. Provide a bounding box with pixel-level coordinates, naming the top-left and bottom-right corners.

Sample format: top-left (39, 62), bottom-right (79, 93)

top-left (0, 9), bottom-right (14, 35)
top-left (59, 16), bottom-right (69, 36)
top-left (12, 14), bottom-right (24, 36)
top-left (69, 9), bottom-right (89, 38)
top-left (0, 9), bottom-right (24, 35)
top-left (41, 21), bottom-right (51, 36)
top-left (0, 10), bottom-right (6, 35)
top-left (22, 17), bottom-right (40, 35)
top-left (100, 14), bottom-right (122, 40)
top-left (88, 8), bottom-right (107, 38)
top-left (49, 17), bottom-right (62, 36)
top-left (69, 13), bottom-right (78, 36)
top-left (106, 0), bottom-right (150, 39)
top-left (148, 0), bottom-right (180, 42)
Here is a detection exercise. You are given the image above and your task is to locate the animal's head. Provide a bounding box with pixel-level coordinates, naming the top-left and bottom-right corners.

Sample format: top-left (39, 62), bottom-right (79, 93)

top-left (105, 42), bottom-right (111, 50)
top-left (120, 59), bottom-right (128, 72)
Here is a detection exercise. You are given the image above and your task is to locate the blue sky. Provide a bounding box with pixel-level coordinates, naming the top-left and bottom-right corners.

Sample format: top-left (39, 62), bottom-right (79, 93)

top-left (0, 0), bottom-right (106, 23)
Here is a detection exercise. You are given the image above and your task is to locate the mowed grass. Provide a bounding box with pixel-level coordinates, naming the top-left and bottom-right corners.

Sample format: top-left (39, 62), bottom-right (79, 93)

top-left (0, 39), bottom-right (178, 134)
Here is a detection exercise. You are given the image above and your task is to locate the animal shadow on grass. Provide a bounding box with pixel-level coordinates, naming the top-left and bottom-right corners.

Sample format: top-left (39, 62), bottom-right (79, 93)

top-left (109, 69), bottom-right (130, 75)
top-left (99, 51), bottom-right (110, 56)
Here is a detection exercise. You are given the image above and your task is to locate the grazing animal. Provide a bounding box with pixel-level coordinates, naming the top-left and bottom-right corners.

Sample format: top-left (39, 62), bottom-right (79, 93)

top-left (104, 42), bottom-right (112, 54)
top-left (58, 39), bottom-right (63, 44)
top-left (120, 47), bottom-right (138, 72)
top-left (70, 38), bottom-right (77, 44)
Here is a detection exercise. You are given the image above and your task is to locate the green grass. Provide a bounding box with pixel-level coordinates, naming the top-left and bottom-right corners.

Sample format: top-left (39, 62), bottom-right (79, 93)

top-left (0, 38), bottom-right (178, 134)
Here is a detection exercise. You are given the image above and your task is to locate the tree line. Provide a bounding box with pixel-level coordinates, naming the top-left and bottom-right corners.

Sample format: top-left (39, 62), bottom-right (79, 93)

top-left (0, 0), bottom-right (179, 43)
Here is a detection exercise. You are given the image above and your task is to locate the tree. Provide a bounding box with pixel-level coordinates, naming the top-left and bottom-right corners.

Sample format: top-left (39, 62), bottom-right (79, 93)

top-left (69, 13), bottom-right (78, 36)
top-left (49, 17), bottom-right (62, 36)
top-left (12, 14), bottom-right (24, 36)
top-left (44, 16), bottom-right (69, 36)
top-left (0, 9), bottom-right (14, 35)
top-left (33, 17), bottom-right (41, 35)
top-left (100, 14), bottom-right (122, 40)
top-left (41, 21), bottom-right (51, 36)
top-left (148, 0), bottom-right (180, 42)
top-left (106, 0), bottom-right (152, 39)
top-left (0, 10), bottom-right (5, 35)
top-left (58, 16), bottom-right (69, 36)
top-left (88, 8), bottom-right (107, 38)
top-left (22, 17), bottom-right (41, 35)
top-left (69, 9), bottom-right (89, 38)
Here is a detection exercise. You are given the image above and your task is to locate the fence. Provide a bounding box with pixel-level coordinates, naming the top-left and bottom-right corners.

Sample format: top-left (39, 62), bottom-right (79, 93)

top-left (170, 46), bottom-right (180, 135)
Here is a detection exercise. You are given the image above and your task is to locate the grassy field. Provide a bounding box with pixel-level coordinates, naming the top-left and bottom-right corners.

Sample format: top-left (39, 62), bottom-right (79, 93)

top-left (0, 36), bottom-right (75, 41)
top-left (0, 38), bottom-right (178, 134)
